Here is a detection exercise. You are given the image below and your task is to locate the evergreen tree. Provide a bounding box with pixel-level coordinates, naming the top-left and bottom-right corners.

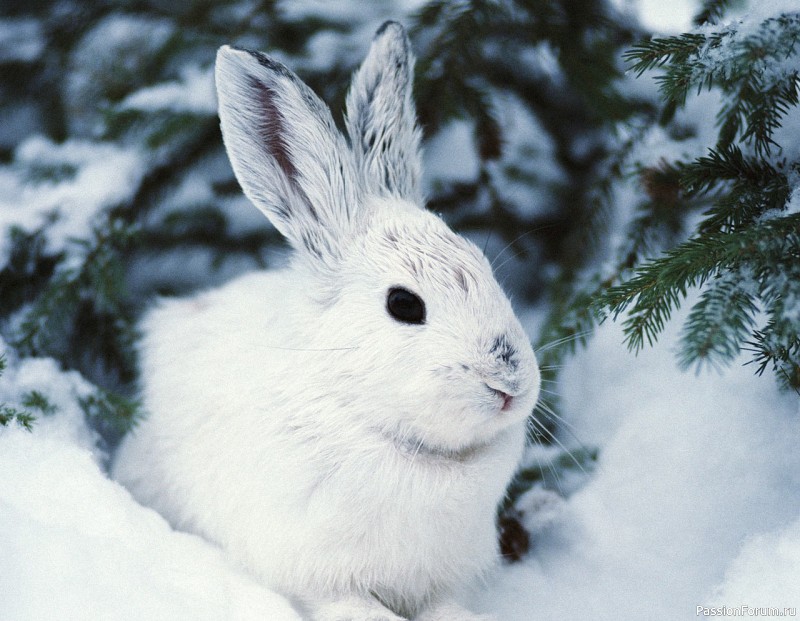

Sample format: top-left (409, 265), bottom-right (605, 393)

top-left (545, 3), bottom-right (800, 392)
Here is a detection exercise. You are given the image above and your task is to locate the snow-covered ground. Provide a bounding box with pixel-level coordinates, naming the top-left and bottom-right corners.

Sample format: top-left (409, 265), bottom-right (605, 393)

top-left (2, 310), bottom-right (798, 620)
top-left (2, 0), bottom-right (799, 619)
top-left (477, 315), bottom-right (800, 619)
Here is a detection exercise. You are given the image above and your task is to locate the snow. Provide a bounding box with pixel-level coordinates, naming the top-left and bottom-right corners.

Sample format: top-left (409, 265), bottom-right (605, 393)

top-left (280, 0), bottom-right (427, 22)
top-left (277, 0), bottom-right (431, 73)
top-left (0, 427), bottom-right (301, 621)
top-left (0, 342), bottom-right (300, 621)
top-left (422, 93), bottom-right (563, 219)
top-left (0, 346), bottom-right (99, 452)
top-left (708, 515), bottom-right (800, 610)
top-left (610, 0), bottom-right (696, 33)
top-left (2, 305), bottom-right (798, 620)
top-left (121, 65), bottom-right (217, 114)
top-left (64, 14), bottom-right (175, 136)
top-left (423, 119), bottom-right (480, 187)
top-left (716, 0), bottom-right (800, 37)
top-left (488, 92), bottom-right (565, 219)
top-left (472, 312), bottom-right (800, 620)
top-left (786, 186), bottom-right (800, 216)
top-left (0, 18), bottom-right (45, 63)
top-left (0, 136), bottom-right (147, 266)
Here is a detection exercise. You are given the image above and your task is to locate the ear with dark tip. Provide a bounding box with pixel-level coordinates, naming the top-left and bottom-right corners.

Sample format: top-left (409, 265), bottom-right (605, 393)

top-left (345, 21), bottom-right (423, 205)
top-left (215, 45), bottom-right (362, 268)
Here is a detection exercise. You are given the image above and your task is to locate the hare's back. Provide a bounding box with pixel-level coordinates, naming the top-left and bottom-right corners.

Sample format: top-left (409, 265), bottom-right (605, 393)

top-left (140, 269), bottom-right (296, 389)
top-left (113, 269), bottom-right (302, 517)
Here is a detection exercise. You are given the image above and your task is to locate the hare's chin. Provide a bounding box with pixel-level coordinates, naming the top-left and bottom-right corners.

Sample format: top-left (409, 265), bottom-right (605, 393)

top-left (382, 431), bottom-right (490, 463)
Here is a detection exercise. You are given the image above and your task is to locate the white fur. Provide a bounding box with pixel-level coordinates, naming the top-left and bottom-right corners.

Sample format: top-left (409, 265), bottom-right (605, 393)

top-left (113, 22), bottom-right (540, 621)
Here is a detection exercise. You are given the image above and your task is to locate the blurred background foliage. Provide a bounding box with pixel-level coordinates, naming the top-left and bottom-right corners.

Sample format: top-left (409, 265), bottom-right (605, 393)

top-left (0, 0), bottom-right (650, 427)
top-left (1, 0), bottom-right (798, 535)
top-left (0, 0), bottom-right (640, 418)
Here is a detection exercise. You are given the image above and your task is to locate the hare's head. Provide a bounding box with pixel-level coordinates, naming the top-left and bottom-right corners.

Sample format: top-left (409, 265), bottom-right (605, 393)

top-left (215, 22), bottom-right (539, 454)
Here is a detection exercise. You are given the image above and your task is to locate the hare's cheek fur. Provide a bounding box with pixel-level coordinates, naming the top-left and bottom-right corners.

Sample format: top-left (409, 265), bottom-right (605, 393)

top-left (376, 349), bottom-right (537, 451)
top-left (313, 290), bottom-right (538, 452)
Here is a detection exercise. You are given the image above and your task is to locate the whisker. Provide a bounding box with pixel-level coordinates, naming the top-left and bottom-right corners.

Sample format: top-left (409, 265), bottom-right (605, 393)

top-left (406, 429), bottom-right (431, 478)
top-left (528, 413), bottom-right (587, 476)
top-left (493, 247), bottom-right (528, 276)
top-left (489, 228), bottom-right (546, 270)
top-left (533, 400), bottom-right (588, 458)
top-left (535, 397), bottom-right (573, 430)
top-left (412, 437), bottom-right (425, 461)
top-left (263, 345), bottom-right (359, 352)
top-left (539, 364), bottom-right (567, 370)
top-left (526, 418), bottom-right (566, 493)
top-left (482, 230), bottom-right (492, 255)
top-left (535, 330), bottom-right (593, 354)
top-left (532, 397), bottom-right (585, 449)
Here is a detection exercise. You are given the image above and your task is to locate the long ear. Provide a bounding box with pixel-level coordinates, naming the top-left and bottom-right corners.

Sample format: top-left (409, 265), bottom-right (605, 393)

top-left (345, 21), bottom-right (423, 205)
top-left (215, 46), bottom-right (362, 267)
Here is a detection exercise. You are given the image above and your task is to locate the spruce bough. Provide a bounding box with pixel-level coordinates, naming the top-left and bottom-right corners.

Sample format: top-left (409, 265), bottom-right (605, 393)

top-left (552, 7), bottom-right (800, 391)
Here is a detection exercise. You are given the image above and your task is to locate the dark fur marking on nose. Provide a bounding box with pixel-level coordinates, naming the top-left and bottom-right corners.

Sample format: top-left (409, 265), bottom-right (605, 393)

top-left (491, 335), bottom-right (517, 367)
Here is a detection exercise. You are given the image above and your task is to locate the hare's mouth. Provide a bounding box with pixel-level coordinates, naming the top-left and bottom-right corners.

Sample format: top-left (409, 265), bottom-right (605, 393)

top-left (384, 431), bottom-right (488, 463)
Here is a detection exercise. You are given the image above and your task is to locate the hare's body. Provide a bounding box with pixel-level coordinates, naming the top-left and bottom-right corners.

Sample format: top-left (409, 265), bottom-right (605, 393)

top-left (114, 23), bottom-right (539, 621)
top-left (117, 269), bottom-right (525, 613)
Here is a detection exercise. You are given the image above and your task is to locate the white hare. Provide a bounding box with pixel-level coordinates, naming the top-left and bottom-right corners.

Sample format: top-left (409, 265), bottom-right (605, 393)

top-left (113, 21), bottom-right (540, 621)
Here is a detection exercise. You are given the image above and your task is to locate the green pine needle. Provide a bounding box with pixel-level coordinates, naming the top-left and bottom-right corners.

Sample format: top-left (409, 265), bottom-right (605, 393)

top-left (21, 390), bottom-right (58, 416)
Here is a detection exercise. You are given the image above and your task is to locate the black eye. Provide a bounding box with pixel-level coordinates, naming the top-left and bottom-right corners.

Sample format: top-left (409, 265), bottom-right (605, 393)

top-left (386, 287), bottom-right (425, 325)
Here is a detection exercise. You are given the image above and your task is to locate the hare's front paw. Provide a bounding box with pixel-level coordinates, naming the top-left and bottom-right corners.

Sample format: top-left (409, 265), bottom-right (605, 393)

top-left (310, 595), bottom-right (407, 621)
top-left (415, 602), bottom-right (495, 621)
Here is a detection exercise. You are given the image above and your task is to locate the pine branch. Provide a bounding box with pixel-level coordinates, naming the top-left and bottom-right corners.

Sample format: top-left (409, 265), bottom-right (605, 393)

top-left (14, 219), bottom-right (139, 384)
top-left (596, 214), bottom-right (800, 353)
top-left (623, 33), bottom-right (707, 78)
top-left (678, 271), bottom-right (759, 369)
top-left (0, 405), bottom-right (35, 431)
top-left (21, 390), bottom-right (58, 416)
top-left (592, 11), bottom-right (800, 389)
top-left (680, 146), bottom-right (786, 196)
top-left (679, 147), bottom-right (790, 233)
top-left (747, 324), bottom-right (800, 392)
top-left (627, 13), bottom-right (800, 156)
top-left (719, 66), bottom-right (800, 158)
top-left (79, 387), bottom-right (141, 441)
top-left (0, 355), bottom-right (35, 431)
